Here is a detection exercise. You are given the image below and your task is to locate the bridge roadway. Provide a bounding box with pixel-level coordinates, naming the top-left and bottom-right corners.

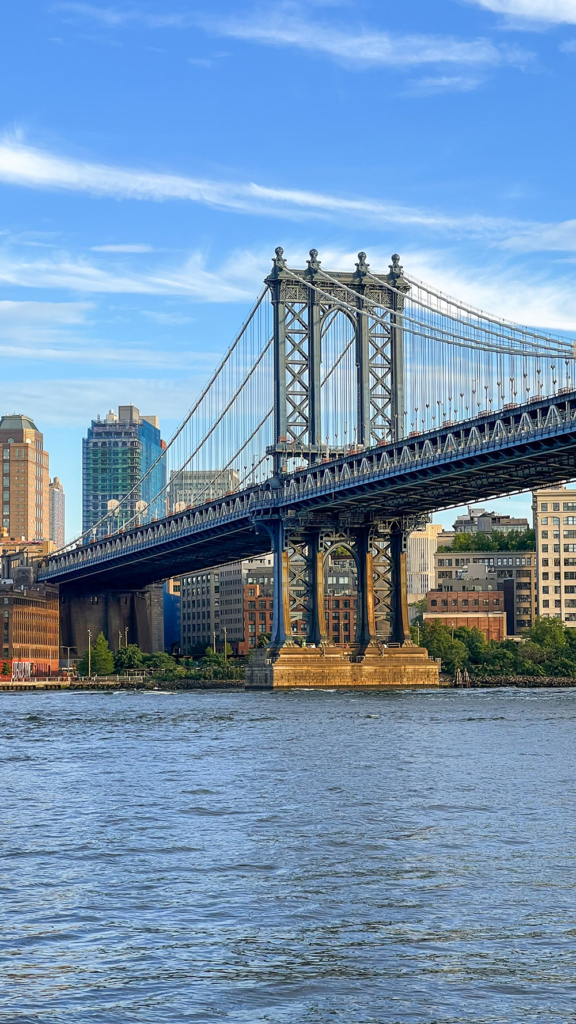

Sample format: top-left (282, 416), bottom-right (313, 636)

top-left (40, 389), bottom-right (576, 590)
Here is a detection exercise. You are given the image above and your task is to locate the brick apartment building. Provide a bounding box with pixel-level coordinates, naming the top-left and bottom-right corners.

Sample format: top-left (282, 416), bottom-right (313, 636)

top-left (424, 580), bottom-right (507, 641)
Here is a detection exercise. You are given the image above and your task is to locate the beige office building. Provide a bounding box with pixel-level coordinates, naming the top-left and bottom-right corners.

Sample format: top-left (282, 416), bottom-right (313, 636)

top-left (532, 485), bottom-right (576, 627)
top-left (407, 522), bottom-right (443, 600)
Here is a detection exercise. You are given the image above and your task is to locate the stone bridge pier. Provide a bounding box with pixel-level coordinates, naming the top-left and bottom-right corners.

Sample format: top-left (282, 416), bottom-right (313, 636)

top-left (59, 584), bottom-right (162, 659)
top-left (245, 513), bottom-right (439, 689)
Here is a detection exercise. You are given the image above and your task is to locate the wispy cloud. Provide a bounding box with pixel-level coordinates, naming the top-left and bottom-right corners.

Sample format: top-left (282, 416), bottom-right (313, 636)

top-left (91, 243), bottom-right (154, 252)
top-left (54, 2), bottom-right (533, 67)
top-left (53, 2), bottom-right (192, 28)
top-left (311, 245), bottom-right (576, 331)
top-left (0, 136), bottom-right (531, 240)
top-left (199, 10), bottom-right (532, 69)
top-left (0, 246), bottom-right (263, 300)
top-left (402, 74), bottom-right (484, 96)
top-left (464, 0), bottom-right (576, 24)
top-left (141, 310), bottom-right (194, 325)
top-left (2, 136), bottom-right (576, 252)
top-left (0, 299), bottom-right (203, 365)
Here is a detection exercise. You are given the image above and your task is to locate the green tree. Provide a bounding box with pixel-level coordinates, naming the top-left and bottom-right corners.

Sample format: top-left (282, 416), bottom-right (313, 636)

top-left (526, 616), bottom-right (567, 650)
top-left (440, 528), bottom-right (535, 554)
top-left (77, 632), bottom-right (115, 676)
top-left (454, 626), bottom-right (487, 663)
top-left (114, 644), bottom-right (144, 672)
top-left (144, 651), bottom-right (181, 679)
top-left (256, 632), bottom-right (271, 648)
top-left (419, 620), bottom-right (468, 673)
top-left (1, 661), bottom-right (10, 677)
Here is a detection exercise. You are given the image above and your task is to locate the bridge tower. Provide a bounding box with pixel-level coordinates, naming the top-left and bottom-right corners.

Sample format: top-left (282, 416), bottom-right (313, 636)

top-left (254, 249), bottom-right (427, 676)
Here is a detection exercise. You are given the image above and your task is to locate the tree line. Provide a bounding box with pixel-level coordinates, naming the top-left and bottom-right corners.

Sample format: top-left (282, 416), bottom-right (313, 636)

top-left (77, 634), bottom-right (244, 680)
top-left (414, 617), bottom-right (576, 677)
top-left (438, 528), bottom-right (535, 553)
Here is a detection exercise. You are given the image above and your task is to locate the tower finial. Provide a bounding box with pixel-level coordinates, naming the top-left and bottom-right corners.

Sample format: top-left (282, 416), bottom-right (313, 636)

top-left (273, 246), bottom-right (287, 268)
top-left (355, 251), bottom-right (369, 277)
top-left (389, 253), bottom-right (404, 278)
top-left (307, 248), bottom-right (321, 274)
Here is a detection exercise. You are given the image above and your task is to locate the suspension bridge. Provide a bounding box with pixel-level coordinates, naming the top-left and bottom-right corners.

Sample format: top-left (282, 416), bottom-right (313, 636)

top-left (40, 249), bottom-right (576, 685)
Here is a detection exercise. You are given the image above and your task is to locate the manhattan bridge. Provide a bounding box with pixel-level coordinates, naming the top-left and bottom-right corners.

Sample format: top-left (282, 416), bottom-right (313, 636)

top-left (39, 249), bottom-right (576, 678)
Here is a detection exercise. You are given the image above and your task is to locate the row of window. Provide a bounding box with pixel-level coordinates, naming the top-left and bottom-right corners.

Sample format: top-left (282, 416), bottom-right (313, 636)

top-left (431, 598), bottom-right (499, 607)
top-left (438, 557), bottom-right (532, 567)
top-left (541, 600), bottom-right (576, 609)
top-left (541, 530), bottom-right (576, 539)
top-left (540, 502), bottom-right (576, 512)
top-left (540, 545), bottom-right (576, 553)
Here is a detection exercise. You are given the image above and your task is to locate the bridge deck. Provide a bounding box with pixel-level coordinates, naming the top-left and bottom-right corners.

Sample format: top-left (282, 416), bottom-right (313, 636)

top-left (40, 391), bottom-right (576, 589)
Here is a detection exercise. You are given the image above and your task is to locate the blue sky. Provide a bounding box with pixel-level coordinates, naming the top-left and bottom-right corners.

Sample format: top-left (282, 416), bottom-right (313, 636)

top-left (2, 0), bottom-right (576, 538)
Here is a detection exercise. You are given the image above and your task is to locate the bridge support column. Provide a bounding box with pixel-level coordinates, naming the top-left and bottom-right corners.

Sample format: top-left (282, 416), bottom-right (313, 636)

top-left (353, 524), bottom-right (379, 651)
top-left (389, 525), bottom-right (411, 644)
top-left (258, 518), bottom-right (292, 652)
top-left (309, 528), bottom-right (329, 648)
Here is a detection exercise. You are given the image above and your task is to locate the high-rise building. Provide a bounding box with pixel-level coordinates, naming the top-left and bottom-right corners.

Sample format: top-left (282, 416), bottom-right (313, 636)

top-left (407, 522), bottom-right (443, 601)
top-left (82, 405), bottom-right (165, 537)
top-left (49, 477), bottom-right (65, 549)
top-left (532, 485), bottom-right (576, 627)
top-left (0, 415), bottom-right (50, 542)
top-left (167, 469), bottom-right (239, 512)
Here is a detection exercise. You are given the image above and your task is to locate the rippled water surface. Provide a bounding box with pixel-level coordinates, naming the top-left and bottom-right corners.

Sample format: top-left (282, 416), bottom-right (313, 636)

top-left (1, 687), bottom-right (576, 1023)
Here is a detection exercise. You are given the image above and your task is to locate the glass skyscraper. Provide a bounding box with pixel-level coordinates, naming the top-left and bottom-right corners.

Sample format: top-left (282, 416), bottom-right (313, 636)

top-left (82, 405), bottom-right (166, 538)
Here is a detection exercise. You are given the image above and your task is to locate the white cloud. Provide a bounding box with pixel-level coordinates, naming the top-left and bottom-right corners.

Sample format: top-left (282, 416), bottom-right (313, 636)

top-left (465, 0), bottom-right (576, 24)
top-left (200, 11), bottom-right (531, 68)
top-left (0, 298), bottom-right (91, 325)
top-left (141, 310), bottom-right (194, 324)
top-left (395, 248), bottom-right (576, 331)
top-left (0, 136), bottom-right (530, 239)
top-left (402, 74), bottom-right (483, 96)
top-left (2, 137), bottom-right (576, 254)
top-left (54, 3), bottom-right (534, 67)
top-left (0, 299), bottom-right (207, 365)
top-left (53, 3), bottom-right (191, 28)
top-left (501, 219), bottom-right (576, 251)
top-left (91, 243), bottom-right (154, 252)
top-left (0, 247), bottom-right (260, 300)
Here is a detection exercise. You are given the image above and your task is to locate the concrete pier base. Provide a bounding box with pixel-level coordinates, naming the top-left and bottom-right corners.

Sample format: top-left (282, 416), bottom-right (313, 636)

top-left (245, 643), bottom-right (439, 689)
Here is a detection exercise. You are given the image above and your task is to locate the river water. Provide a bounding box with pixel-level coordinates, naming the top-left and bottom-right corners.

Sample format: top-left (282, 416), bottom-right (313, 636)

top-left (1, 687), bottom-right (575, 1023)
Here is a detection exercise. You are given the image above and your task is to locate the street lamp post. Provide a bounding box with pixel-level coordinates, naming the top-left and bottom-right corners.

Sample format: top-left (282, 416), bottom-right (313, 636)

top-left (60, 645), bottom-right (76, 672)
top-left (223, 627), bottom-right (227, 661)
top-left (124, 626), bottom-right (129, 648)
top-left (87, 629), bottom-right (92, 677)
